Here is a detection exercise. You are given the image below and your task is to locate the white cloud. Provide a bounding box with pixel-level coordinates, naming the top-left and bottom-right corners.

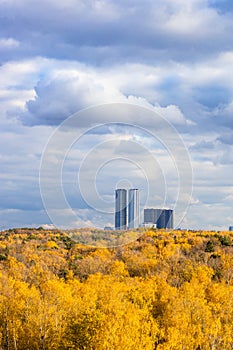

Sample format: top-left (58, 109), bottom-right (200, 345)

top-left (17, 60), bottom-right (189, 128)
top-left (0, 38), bottom-right (20, 49)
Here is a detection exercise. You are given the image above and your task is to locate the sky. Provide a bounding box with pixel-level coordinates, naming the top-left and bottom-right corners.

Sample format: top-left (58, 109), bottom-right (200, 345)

top-left (0, 0), bottom-right (233, 231)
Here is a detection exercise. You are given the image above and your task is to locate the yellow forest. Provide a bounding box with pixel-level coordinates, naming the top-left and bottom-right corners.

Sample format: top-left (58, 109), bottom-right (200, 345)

top-left (0, 227), bottom-right (232, 350)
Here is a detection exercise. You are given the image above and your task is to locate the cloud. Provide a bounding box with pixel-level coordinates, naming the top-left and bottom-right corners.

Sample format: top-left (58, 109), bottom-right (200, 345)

top-left (21, 68), bottom-right (123, 126)
top-left (210, 0), bottom-right (233, 13)
top-left (19, 63), bottom-right (188, 128)
top-left (213, 101), bottom-right (233, 128)
top-left (1, 0), bottom-right (233, 64)
top-left (217, 132), bottom-right (233, 145)
top-left (0, 38), bottom-right (20, 49)
top-left (0, 0), bottom-right (233, 231)
top-left (16, 54), bottom-right (233, 142)
top-left (0, 209), bottom-right (50, 229)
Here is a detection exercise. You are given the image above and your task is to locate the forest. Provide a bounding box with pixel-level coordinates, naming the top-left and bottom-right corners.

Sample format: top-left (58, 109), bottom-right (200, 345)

top-left (0, 227), bottom-right (232, 350)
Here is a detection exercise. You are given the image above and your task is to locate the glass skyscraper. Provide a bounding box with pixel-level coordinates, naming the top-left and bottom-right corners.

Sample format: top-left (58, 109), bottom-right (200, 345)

top-left (128, 189), bottom-right (140, 229)
top-left (115, 188), bottom-right (140, 229)
top-left (115, 189), bottom-right (127, 230)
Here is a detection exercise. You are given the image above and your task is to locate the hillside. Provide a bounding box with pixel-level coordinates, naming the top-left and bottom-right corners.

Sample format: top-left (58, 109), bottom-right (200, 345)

top-left (0, 228), bottom-right (232, 349)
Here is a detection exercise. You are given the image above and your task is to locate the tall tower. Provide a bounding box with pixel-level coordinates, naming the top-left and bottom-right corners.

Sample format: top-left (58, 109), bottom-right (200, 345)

top-left (115, 189), bottom-right (127, 230)
top-left (128, 189), bottom-right (140, 229)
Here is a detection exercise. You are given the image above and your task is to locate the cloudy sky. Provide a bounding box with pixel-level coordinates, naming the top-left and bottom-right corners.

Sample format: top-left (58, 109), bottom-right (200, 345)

top-left (1, 0), bottom-right (233, 231)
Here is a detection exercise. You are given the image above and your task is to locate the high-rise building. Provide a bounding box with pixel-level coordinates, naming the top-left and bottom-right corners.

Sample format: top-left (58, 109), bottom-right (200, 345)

top-left (144, 208), bottom-right (174, 229)
top-left (128, 189), bottom-right (140, 229)
top-left (164, 209), bottom-right (173, 229)
top-left (144, 208), bottom-right (162, 226)
top-left (115, 189), bottom-right (127, 230)
top-left (157, 209), bottom-right (165, 229)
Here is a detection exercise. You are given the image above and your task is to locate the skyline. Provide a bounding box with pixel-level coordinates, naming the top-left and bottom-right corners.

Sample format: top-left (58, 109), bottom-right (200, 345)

top-left (114, 188), bottom-right (174, 231)
top-left (0, 0), bottom-right (233, 231)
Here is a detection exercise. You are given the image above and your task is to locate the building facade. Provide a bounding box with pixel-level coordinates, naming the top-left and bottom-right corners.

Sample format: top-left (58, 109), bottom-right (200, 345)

top-left (115, 189), bottom-right (127, 230)
top-left (144, 208), bottom-right (173, 229)
top-left (128, 189), bottom-right (140, 229)
top-left (144, 208), bottom-right (162, 226)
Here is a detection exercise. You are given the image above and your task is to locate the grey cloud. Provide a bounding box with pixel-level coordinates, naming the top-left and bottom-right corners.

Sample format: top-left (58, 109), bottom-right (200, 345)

top-left (1, 0), bottom-right (233, 64)
top-left (214, 102), bottom-right (233, 128)
top-left (217, 152), bottom-right (233, 165)
top-left (193, 85), bottom-right (231, 108)
top-left (189, 138), bottom-right (233, 166)
top-left (217, 133), bottom-right (233, 145)
top-left (189, 140), bottom-right (216, 151)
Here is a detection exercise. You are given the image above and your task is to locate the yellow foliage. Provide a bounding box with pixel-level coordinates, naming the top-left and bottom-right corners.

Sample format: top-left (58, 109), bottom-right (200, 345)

top-left (0, 228), bottom-right (232, 349)
top-left (44, 240), bottom-right (58, 249)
